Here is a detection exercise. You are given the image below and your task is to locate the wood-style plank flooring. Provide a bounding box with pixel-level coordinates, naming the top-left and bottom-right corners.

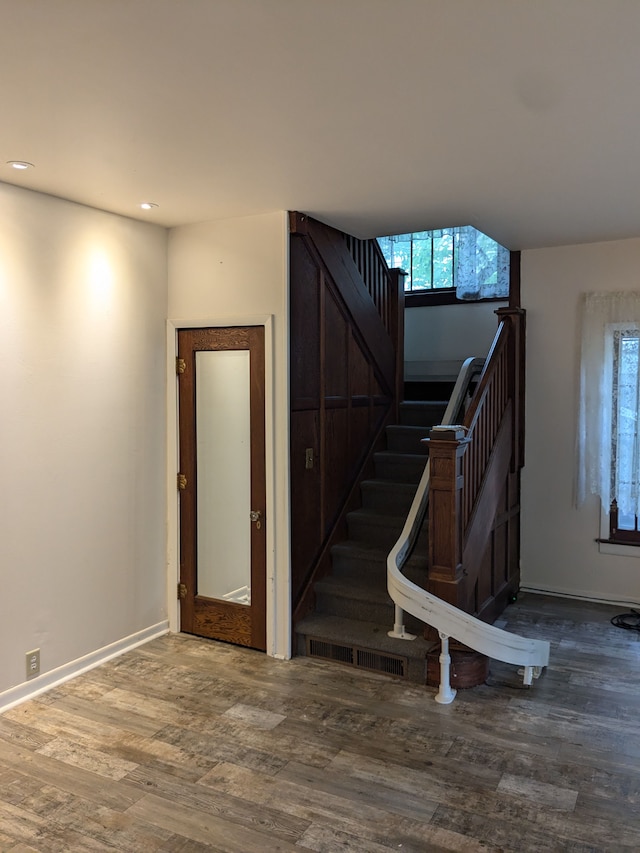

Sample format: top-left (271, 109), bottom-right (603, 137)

top-left (1, 593), bottom-right (640, 851)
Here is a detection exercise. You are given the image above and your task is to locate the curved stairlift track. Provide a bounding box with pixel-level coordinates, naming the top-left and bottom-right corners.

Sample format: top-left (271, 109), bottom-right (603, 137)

top-left (387, 357), bottom-right (550, 703)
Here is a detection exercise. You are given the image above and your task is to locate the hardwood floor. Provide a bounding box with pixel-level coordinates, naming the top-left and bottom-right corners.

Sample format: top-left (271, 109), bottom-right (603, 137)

top-left (1, 593), bottom-right (640, 851)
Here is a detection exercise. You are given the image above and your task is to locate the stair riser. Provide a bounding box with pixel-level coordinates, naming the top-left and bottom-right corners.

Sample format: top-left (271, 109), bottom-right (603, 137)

top-left (330, 551), bottom-right (384, 579)
top-left (360, 483), bottom-right (417, 514)
top-left (385, 427), bottom-right (431, 454)
top-left (399, 402), bottom-right (448, 428)
top-left (295, 629), bottom-right (430, 684)
top-left (314, 590), bottom-right (424, 634)
top-left (373, 457), bottom-right (426, 483)
top-left (315, 589), bottom-right (394, 624)
top-left (347, 512), bottom-right (429, 553)
top-left (330, 543), bottom-right (429, 580)
top-left (347, 516), bottom-right (404, 548)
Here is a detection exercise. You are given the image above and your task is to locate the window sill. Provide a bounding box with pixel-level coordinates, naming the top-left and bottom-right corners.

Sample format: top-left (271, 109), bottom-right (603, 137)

top-left (596, 538), bottom-right (640, 557)
top-left (405, 291), bottom-right (508, 308)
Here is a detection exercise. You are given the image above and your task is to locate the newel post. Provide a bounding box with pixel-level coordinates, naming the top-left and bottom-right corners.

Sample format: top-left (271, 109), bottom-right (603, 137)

top-left (388, 267), bottom-right (406, 422)
top-left (425, 426), bottom-right (470, 610)
top-left (495, 306), bottom-right (526, 471)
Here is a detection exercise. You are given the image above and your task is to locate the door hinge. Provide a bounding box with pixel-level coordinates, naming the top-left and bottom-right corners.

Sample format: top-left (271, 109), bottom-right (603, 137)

top-left (177, 582), bottom-right (187, 600)
top-left (177, 473), bottom-right (187, 490)
top-left (176, 357), bottom-right (186, 375)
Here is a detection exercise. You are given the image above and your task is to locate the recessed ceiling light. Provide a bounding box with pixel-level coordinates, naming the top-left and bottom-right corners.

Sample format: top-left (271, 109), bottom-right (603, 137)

top-left (140, 202), bottom-right (158, 210)
top-left (7, 160), bottom-right (34, 170)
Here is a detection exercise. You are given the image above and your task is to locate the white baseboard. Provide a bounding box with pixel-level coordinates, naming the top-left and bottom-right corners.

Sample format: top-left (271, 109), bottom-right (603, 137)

top-left (0, 621), bottom-right (169, 715)
top-left (520, 585), bottom-right (640, 609)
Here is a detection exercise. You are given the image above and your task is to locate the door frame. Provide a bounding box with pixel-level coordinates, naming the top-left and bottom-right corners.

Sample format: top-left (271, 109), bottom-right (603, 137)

top-left (166, 315), bottom-right (290, 659)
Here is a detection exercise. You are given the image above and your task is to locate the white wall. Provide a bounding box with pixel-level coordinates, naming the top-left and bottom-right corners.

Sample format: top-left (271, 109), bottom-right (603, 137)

top-left (167, 212), bottom-right (290, 658)
top-left (0, 183), bottom-right (169, 700)
top-left (521, 238), bottom-right (640, 604)
top-left (404, 301), bottom-right (506, 378)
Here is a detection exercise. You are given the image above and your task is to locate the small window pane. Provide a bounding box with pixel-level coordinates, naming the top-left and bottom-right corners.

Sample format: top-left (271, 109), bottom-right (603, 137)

top-left (411, 236), bottom-right (431, 290)
top-left (433, 232), bottom-right (453, 289)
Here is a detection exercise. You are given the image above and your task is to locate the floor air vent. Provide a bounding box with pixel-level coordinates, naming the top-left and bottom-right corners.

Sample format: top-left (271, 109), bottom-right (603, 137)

top-left (356, 649), bottom-right (405, 676)
top-left (306, 637), bottom-right (407, 678)
top-left (307, 638), bottom-right (354, 664)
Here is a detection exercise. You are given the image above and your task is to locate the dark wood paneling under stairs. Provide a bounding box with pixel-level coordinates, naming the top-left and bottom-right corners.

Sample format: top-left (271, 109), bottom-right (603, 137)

top-left (295, 400), bottom-right (447, 683)
top-left (289, 214), bottom-right (405, 613)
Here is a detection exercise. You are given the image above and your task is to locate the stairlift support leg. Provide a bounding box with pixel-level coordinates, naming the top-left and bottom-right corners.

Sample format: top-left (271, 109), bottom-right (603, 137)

top-left (435, 633), bottom-right (457, 704)
top-left (388, 604), bottom-right (417, 640)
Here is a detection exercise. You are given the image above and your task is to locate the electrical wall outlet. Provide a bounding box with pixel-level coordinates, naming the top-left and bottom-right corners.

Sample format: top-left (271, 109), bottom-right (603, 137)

top-left (26, 649), bottom-right (40, 679)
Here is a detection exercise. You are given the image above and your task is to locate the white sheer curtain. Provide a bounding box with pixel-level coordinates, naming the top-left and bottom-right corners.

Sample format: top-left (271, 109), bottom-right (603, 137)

top-left (454, 226), bottom-right (510, 301)
top-left (577, 291), bottom-right (640, 515)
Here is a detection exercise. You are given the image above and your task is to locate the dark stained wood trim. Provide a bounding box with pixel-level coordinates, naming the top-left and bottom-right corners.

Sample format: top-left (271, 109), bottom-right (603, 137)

top-left (597, 537), bottom-right (640, 547)
top-left (405, 290), bottom-right (507, 308)
top-left (292, 410), bottom-right (394, 624)
top-left (177, 332), bottom-right (197, 635)
top-left (288, 210), bottom-right (309, 235)
top-left (177, 326), bottom-right (267, 652)
top-left (303, 218), bottom-right (396, 395)
top-left (496, 307), bottom-right (526, 471)
top-left (388, 267), bottom-right (406, 421)
top-left (248, 325), bottom-right (267, 650)
top-left (289, 217), bottom-right (403, 611)
top-left (509, 250), bottom-right (521, 309)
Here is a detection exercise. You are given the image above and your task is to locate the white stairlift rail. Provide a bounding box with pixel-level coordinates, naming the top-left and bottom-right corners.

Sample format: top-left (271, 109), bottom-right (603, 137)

top-left (387, 357), bottom-right (550, 704)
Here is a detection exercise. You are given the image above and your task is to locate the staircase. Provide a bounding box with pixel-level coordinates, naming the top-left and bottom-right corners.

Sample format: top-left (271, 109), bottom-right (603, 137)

top-left (289, 217), bottom-right (544, 696)
top-left (295, 399), bottom-right (449, 683)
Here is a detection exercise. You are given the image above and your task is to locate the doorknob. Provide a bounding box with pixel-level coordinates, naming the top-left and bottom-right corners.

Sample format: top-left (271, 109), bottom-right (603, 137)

top-left (250, 510), bottom-right (263, 529)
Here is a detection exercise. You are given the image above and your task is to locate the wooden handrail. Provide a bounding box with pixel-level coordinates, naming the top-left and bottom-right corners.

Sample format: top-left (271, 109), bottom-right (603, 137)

top-left (341, 232), bottom-right (406, 417)
top-left (461, 319), bottom-right (511, 526)
top-left (343, 233), bottom-right (398, 335)
top-left (426, 308), bottom-right (525, 615)
top-left (461, 308), bottom-right (525, 522)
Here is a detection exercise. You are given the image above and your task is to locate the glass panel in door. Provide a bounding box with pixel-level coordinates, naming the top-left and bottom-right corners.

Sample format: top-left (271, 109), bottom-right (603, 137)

top-left (195, 349), bottom-right (251, 603)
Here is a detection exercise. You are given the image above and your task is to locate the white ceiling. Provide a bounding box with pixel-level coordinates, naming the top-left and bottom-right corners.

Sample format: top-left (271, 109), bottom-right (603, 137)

top-left (2, 0), bottom-right (640, 250)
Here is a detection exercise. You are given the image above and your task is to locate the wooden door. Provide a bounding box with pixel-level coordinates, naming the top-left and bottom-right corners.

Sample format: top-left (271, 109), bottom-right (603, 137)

top-left (177, 326), bottom-right (266, 651)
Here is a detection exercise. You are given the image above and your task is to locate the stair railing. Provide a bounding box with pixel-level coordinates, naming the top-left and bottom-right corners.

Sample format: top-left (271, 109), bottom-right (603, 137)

top-left (387, 340), bottom-right (549, 704)
top-left (343, 233), bottom-right (395, 332)
top-left (342, 232), bottom-right (406, 416)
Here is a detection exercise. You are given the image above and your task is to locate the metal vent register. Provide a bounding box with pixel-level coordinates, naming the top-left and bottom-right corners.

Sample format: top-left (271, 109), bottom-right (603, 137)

top-left (306, 637), bottom-right (407, 678)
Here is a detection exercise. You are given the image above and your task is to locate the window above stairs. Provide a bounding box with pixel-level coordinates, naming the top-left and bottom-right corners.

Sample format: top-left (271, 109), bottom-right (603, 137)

top-left (377, 226), bottom-right (510, 306)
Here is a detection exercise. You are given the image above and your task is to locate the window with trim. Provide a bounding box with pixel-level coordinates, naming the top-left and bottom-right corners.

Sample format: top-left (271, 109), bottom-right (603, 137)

top-left (606, 326), bottom-right (640, 542)
top-left (577, 293), bottom-right (640, 550)
top-left (377, 225), bottom-right (510, 302)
